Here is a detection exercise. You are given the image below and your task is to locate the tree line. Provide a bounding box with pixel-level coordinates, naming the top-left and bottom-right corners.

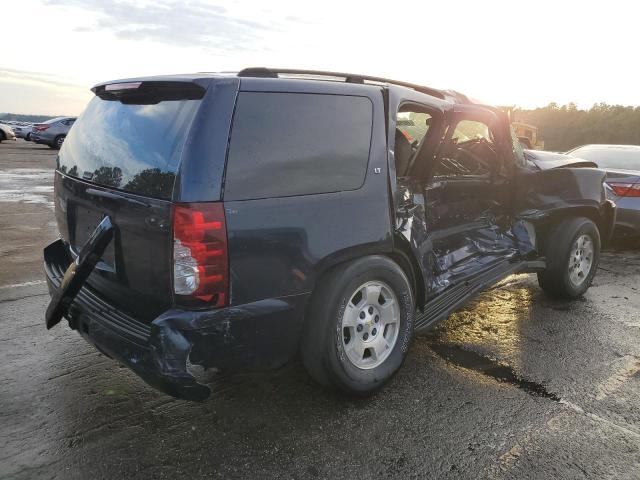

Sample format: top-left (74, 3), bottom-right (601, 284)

top-left (513, 103), bottom-right (640, 152)
top-left (0, 113), bottom-right (57, 124)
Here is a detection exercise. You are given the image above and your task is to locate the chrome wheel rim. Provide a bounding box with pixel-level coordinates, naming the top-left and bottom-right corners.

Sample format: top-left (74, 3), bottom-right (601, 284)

top-left (341, 280), bottom-right (400, 370)
top-left (56, 137), bottom-right (64, 148)
top-left (568, 234), bottom-right (594, 287)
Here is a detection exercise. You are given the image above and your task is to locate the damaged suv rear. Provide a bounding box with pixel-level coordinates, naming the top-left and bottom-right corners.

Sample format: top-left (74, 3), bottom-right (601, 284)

top-left (44, 68), bottom-right (615, 400)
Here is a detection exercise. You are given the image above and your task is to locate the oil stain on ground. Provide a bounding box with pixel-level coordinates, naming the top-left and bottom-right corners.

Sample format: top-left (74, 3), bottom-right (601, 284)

top-left (429, 342), bottom-right (561, 402)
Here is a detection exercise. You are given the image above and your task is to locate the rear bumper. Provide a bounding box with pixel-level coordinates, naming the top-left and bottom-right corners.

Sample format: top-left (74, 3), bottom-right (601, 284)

top-left (44, 239), bottom-right (309, 401)
top-left (613, 197), bottom-right (640, 237)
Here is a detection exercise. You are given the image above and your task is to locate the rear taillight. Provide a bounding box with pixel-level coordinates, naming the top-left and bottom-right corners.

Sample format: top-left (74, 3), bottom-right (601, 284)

top-left (35, 125), bottom-right (49, 132)
top-left (172, 202), bottom-right (228, 308)
top-left (606, 182), bottom-right (640, 197)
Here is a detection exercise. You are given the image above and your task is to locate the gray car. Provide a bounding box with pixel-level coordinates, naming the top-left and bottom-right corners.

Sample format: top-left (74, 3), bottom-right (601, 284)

top-left (12, 124), bottom-right (33, 140)
top-left (31, 117), bottom-right (76, 149)
top-left (567, 145), bottom-right (640, 239)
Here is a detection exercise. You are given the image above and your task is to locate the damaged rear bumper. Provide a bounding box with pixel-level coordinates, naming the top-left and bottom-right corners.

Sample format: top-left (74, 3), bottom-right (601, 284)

top-left (44, 239), bottom-right (309, 401)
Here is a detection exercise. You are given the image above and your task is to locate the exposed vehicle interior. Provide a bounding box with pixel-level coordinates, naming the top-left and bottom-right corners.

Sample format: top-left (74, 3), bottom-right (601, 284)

top-left (434, 120), bottom-right (499, 178)
top-left (394, 106), bottom-right (524, 294)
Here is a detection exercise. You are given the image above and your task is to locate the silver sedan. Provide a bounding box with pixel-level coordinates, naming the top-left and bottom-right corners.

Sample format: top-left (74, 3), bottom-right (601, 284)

top-left (567, 144), bottom-right (640, 240)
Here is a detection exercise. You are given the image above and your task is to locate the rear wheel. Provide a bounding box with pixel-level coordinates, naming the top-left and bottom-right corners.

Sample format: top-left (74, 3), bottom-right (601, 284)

top-left (51, 135), bottom-right (65, 149)
top-left (538, 217), bottom-right (600, 299)
top-left (0, 131), bottom-right (4, 143)
top-left (301, 256), bottom-right (414, 395)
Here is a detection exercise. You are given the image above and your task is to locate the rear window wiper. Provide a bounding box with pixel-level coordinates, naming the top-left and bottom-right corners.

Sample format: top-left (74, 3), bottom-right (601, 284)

top-left (86, 188), bottom-right (151, 208)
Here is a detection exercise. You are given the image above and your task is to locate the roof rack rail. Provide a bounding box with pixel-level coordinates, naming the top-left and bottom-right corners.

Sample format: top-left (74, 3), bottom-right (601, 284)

top-left (237, 67), bottom-right (446, 100)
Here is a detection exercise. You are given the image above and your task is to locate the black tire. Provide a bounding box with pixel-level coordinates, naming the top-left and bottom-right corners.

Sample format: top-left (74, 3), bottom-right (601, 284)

top-left (301, 255), bottom-right (414, 395)
top-left (25, 133), bottom-right (31, 141)
top-left (537, 217), bottom-right (601, 299)
top-left (0, 131), bottom-right (4, 143)
top-left (51, 135), bottom-right (65, 150)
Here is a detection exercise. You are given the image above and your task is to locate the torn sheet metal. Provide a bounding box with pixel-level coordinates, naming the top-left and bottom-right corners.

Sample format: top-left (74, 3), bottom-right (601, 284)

top-left (394, 178), bottom-right (538, 301)
top-left (44, 238), bottom-right (309, 401)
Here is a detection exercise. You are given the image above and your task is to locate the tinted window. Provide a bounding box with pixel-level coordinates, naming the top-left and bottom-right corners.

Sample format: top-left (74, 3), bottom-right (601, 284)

top-left (569, 146), bottom-right (640, 170)
top-left (58, 96), bottom-right (200, 200)
top-left (224, 92), bottom-right (373, 200)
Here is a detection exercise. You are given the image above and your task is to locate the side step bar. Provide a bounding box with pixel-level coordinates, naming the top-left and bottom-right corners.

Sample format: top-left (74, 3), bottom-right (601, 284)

top-left (414, 260), bottom-right (526, 331)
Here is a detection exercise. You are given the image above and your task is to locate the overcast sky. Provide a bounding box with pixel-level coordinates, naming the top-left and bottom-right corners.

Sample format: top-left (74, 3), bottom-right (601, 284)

top-left (1, 0), bottom-right (638, 116)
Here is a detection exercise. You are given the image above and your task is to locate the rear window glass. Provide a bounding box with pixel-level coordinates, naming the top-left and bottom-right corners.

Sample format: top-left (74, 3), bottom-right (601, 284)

top-left (58, 95), bottom-right (201, 200)
top-left (224, 92), bottom-right (373, 201)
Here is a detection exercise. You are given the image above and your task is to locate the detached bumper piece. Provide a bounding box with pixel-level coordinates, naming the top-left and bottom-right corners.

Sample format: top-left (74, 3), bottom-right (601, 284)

top-left (44, 239), bottom-right (308, 401)
top-left (45, 216), bottom-right (114, 329)
top-left (45, 239), bottom-right (210, 401)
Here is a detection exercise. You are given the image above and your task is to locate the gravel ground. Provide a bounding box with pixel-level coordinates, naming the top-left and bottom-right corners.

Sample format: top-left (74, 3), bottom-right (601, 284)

top-left (1, 140), bottom-right (639, 479)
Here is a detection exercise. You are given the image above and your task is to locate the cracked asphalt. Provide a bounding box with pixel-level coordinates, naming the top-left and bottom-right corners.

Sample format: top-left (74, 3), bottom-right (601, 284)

top-left (1, 140), bottom-right (639, 479)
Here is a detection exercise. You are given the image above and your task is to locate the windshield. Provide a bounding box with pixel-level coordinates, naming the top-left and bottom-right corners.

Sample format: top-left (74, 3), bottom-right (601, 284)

top-left (568, 145), bottom-right (640, 170)
top-left (58, 95), bottom-right (201, 200)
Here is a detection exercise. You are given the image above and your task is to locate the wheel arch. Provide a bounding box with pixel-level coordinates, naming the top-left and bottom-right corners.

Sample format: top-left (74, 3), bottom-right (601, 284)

top-left (389, 234), bottom-right (425, 310)
top-left (308, 242), bottom-right (424, 319)
top-left (535, 205), bottom-right (612, 251)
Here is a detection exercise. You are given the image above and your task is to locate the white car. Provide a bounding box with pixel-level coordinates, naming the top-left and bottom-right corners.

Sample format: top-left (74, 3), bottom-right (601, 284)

top-left (0, 123), bottom-right (17, 142)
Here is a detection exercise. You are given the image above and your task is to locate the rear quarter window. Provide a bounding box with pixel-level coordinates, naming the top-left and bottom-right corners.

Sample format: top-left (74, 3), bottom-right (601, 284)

top-left (223, 92), bottom-right (373, 201)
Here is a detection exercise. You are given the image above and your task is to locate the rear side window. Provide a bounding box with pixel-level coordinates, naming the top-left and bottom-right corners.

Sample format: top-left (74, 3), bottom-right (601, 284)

top-left (58, 93), bottom-right (201, 200)
top-left (224, 92), bottom-right (373, 201)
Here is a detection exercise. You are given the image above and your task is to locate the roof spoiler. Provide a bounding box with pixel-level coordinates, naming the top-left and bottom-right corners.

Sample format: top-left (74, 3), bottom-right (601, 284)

top-left (91, 81), bottom-right (205, 105)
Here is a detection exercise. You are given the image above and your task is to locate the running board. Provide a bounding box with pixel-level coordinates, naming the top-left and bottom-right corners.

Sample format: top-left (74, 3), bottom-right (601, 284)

top-left (415, 261), bottom-right (526, 332)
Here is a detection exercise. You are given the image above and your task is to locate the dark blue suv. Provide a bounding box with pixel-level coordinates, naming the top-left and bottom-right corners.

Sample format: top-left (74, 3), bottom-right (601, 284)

top-left (44, 68), bottom-right (616, 400)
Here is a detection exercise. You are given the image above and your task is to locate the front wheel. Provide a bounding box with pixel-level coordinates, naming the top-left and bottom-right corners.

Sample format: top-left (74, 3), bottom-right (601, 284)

top-left (538, 217), bottom-right (601, 299)
top-left (301, 256), bottom-right (414, 395)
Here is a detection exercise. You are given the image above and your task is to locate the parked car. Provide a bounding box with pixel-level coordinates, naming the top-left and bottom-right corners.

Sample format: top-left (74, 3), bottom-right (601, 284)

top-left (12, 124), bottom-right (33, 140)
top-left (0, 123), bottom-right (16, 142)
top-left (523, 149), bottom-right (597, 170)
top-left (43, 68), bottom-right (616, 401)
top-left (566, 144), bottom-right (640, 239)
top-left (31, 117), bottom-right (76, 149)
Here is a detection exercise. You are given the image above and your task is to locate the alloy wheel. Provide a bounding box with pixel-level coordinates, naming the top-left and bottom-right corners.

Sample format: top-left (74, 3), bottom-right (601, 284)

top-left (341, 280), bottom-right (400, 369)
top-left (568, 234), bottom-right (594, 287)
